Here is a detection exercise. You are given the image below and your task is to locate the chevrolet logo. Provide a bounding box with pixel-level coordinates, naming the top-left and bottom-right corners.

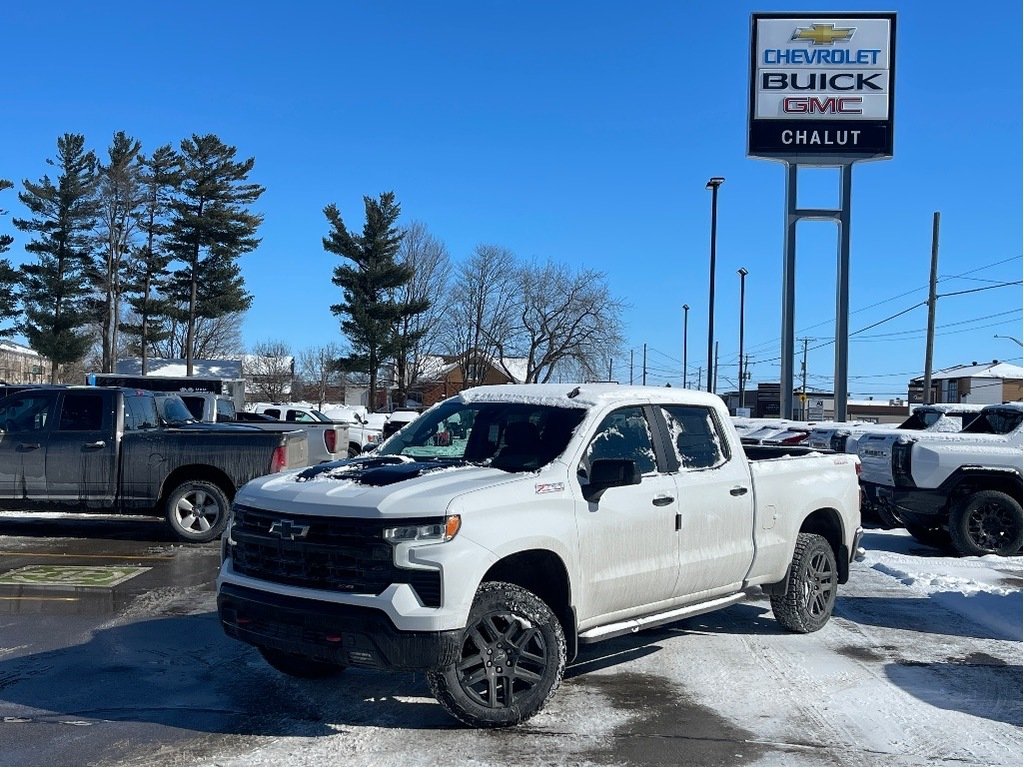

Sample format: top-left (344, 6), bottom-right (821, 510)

top-left (792, 23), bottom-right (855, 45)
top-left (268, 519), bottom-right (311, 540)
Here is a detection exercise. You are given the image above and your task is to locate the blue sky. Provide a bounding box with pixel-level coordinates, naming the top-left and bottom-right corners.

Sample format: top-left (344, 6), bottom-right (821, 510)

top-left (2, 1), bottom-right (1021, 398)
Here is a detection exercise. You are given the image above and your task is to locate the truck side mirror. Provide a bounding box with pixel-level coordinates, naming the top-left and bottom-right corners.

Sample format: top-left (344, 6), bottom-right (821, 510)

top-left (583, 458), bottom-right (641, 502)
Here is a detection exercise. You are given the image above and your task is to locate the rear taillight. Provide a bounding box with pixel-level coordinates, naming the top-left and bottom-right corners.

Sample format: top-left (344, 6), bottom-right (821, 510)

top-left (892, 438), bottom-right (915, 487)
top-left (324, 429), bottom-right (337, 453)
top-left (271, 445), bottom-right (287, 472)
top-left (830, 430), bottom-right (850, 453)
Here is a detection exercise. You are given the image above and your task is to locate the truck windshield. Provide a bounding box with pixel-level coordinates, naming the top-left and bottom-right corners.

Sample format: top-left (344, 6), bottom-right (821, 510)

top-left (960, 408), bottom-right (1023, 435)
top-left (378, 399), bottom-right (587, 472)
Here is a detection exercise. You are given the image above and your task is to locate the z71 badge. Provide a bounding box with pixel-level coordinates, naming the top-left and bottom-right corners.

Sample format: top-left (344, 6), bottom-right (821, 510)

top-left (534, 482), bottom-right (565, 495)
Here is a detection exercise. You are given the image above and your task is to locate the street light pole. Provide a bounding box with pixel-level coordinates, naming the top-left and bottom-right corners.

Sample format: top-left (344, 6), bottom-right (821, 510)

top-left (705, 176), bottom-right (725, 393)
top-left (994, 334), bottom-right (1024, 347)
top-left (682, 304), bottom-right (690, 388)
top-left (737, 267), bottom-right (748, 412)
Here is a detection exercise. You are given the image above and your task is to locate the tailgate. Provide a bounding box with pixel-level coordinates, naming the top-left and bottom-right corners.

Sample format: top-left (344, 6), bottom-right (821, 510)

top-left (283, 430), bottom-right (309, 468)
top-left (858, 433), bottom-right (897, 485)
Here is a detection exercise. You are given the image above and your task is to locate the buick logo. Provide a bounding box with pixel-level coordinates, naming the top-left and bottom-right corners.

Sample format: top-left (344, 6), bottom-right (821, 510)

top-left (268, 520), bottom-right (310, 540)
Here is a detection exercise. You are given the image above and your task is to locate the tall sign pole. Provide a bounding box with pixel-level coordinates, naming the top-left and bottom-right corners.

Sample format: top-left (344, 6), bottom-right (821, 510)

top-left (748, 12), bottom-right (896, 421)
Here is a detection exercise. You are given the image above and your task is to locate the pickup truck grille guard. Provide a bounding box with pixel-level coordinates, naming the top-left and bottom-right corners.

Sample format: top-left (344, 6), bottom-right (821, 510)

top-left (228, 504), bottom-right (442, 607)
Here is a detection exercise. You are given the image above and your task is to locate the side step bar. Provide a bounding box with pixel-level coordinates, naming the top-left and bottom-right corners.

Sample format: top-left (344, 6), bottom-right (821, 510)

top-left (577, 591), bottom-right (751, 644)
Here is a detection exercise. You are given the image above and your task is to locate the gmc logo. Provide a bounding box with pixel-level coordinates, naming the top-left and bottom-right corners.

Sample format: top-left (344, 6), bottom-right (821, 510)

top-left (783, 96), bottom-right (863, 114)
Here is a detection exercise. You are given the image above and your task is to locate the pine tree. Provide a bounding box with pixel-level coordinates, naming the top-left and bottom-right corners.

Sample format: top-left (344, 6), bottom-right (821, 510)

top-left (0, 179), bottom-right (19, 336)
top-left (323, 192), bottom-right (413, 411)
top-left (123, 144), bottom-right (177, 373)
top-left (94, 131), bottom-right (144, 371)
top-left (166, 134), bottom-right (263, 375)
top-left (13, 134), bottom-right (100, 382)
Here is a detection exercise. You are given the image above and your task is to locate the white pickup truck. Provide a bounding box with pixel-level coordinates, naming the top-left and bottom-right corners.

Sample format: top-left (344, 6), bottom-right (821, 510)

top-left (217, 384), bottom-right (862, 727)
top-left (858, 401), bottom-right (1022, 556)
top-left (248, 402), bottom-right (383, 457)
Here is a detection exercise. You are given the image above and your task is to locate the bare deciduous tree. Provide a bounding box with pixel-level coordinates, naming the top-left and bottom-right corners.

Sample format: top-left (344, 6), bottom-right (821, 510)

top-left (297, 342), bottom-right (346, 409)
top-left (392, 221), bottom-right (451, 406)
top-left (513, 260), bottom-right (625, 383)
top-left (152, 311), bottom-right (245, 361)
top-left (445, 244), bottom-right (518, 386)
top-left (246, 339), bottom-right (294, 402)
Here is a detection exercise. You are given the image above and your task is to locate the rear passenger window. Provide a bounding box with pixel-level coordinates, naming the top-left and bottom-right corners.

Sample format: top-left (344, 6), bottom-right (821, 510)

top-left (660, 405), bottom-right (728, 469)
top-left (265, 408), bottom-right (281, 419)
top-left (58, 393), bottom-right (103, 431)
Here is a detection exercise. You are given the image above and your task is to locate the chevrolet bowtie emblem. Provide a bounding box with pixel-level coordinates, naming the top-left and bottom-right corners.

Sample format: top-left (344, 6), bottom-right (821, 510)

top-left (268, 519), bottom-right (310, 540)
top-left (792, 23), bottom-right (855, 45)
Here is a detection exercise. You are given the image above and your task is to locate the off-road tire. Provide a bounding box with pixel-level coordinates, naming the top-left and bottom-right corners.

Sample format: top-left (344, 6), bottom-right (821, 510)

top-left (427, 581), bottom-right (566, 728)
top-left (949, 490), bottom-right (1023, 557)
top-left (164, 479), bottom-right (230, 543)
top-left (258, 647), bottom-right (346, 679)
top-left (348, 443), bottom-right (361, 458)
top-left (770, 533), bottom-right (838, 633)
top-left (874, 502), bottom-right (903, 530)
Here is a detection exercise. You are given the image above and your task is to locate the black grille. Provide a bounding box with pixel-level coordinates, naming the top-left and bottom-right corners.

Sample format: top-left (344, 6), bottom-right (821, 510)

top-left (229, 505), bottom-right (442, 607)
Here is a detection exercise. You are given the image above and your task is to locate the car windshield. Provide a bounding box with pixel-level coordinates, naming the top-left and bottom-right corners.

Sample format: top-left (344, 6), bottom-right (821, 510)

top-left (377, 399), bottom-right (587, 472)
top-left (158, 395), bottom-right (195, 423)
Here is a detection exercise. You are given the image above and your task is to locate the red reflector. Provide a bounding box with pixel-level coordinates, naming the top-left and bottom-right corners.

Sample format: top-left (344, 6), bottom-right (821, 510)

top-left (271, 445), bottom-right (287, 472)
top-left (325, 635), bottom-right (342, 643)
top-left (237, 617), bottom-right (252, 625)
top-left (324, 429), bottom-right (337, 453)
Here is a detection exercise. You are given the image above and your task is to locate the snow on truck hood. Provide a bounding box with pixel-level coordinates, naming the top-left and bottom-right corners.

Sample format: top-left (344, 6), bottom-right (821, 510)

top-left (235, 455), bottom-right (523, 518)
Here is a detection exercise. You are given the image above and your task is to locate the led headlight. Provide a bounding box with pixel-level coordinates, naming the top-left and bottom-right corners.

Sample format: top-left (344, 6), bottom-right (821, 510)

top-left (383, 515), bottom-right (461, 544)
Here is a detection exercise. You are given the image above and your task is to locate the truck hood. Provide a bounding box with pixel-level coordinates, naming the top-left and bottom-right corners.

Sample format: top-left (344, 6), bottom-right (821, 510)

top-left (235, 455), bottom-right (521, 518)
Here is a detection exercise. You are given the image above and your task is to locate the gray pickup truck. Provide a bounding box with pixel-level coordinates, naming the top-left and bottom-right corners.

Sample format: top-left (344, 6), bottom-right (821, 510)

top-left (0, 386), bottom-right (308, 542)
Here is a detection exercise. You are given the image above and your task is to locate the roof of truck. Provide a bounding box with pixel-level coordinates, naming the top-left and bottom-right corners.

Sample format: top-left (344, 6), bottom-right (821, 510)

top-left (456, 383), bottom-right (726, 410)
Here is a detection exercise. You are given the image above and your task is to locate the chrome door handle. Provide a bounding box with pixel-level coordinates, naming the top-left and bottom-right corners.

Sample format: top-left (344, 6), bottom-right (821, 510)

top-left (652, 495), bottom-right (675, 507)
top-left (730, 486), bottom-right (749, 496)
top-left (83, 441), bottom-right (106, 450)
top-left (17, 443), bottom-right (40, 451)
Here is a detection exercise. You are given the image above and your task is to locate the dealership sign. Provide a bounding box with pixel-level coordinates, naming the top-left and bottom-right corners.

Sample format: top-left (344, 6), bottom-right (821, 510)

top-left (748, 12), bottom-right (896, 162)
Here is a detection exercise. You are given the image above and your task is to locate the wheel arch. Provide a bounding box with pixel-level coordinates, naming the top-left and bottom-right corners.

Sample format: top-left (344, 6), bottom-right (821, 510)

top-left (948, 468), bottom-right (1022, 507)
top-left (799, 507), bottom-right (849, 584)
top-left (481, 549), bottom-right (577, 662)
top-left (159, 465), bottom-right (236, 506)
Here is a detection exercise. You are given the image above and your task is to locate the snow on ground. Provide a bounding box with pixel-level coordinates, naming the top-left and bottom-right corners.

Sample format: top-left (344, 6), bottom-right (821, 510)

top-left (185, 526), bottom-right (1022, 767)
top-left (858, 529), bottom-right (1023, 641)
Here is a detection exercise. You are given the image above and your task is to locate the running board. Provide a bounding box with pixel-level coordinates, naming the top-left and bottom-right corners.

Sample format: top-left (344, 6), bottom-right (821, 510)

top-left (577, 591), bottom-right (750, 644)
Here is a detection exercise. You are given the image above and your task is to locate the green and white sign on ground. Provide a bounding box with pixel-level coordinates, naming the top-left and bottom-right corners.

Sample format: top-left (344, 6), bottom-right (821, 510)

top-left (0, 565), bottom-right (151, 588)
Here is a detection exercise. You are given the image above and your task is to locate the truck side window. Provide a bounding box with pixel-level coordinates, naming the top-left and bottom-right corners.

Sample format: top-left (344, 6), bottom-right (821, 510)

top-left (0, 394), bottom-right (53, 432)
top-left (264, 408), bottom-right (281, 419)
top-left (124, 395), bottom-right (159, 430)
top-left (216, 399), bottom-right (237, 422)
top-left (58, 393), bottom-right (103, 432)
top-left (581, 406), bottom-right (657, 476)
top-left (660, 405), bottom-right (728, 469)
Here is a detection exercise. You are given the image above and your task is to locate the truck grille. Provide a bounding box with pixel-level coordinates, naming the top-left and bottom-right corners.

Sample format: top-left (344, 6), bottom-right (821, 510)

top-left (229, 505), bottom-right (442, 607)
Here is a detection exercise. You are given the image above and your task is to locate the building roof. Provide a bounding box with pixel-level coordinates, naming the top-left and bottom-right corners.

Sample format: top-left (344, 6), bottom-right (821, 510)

top-left (115, 358), bottom-right (243, 379)
top-left (0, 340), bottom-right (42, 357)
top-left (911, 361), bottom-right (1024, 383)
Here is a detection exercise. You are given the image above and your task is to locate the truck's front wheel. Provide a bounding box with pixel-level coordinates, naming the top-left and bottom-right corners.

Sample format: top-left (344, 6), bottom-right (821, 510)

top-left (949, 490), bottom-right (1023, 557)
top-left (770, 533), bottom-right (838, 633)
top-left (427, 581), bottom-right (566, 728)
top-left (164, 480), bottom-right (230, 543)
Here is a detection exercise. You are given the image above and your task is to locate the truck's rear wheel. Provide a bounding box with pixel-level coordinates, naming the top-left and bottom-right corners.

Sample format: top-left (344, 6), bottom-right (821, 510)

top-left (770, 533), bottom-right (838, 633)
top-left (427, 581), bottom-right (566, 728)
top-left (258, 647), bottom-right (346, 679)
top-left (949, 490), bottom-right (1023, 557)
top-left (164, 480), bottom-right (230, 543)
top-left (348, 442), bottom-right (361, 458)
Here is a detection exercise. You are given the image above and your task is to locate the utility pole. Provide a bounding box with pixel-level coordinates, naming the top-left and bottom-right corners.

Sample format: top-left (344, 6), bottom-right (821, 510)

top-left (607, 358), bottom-right (613, 382)
top-left (697, 367), bottom-right (702, 391)
top-left (923, 212), bottom-right (940, 404)
top-left (713, 341), bottom-right (719, 394)
top-left (800, 337), bottom-right (809, 420)
top-left (630, 349), bottom-right (634, 385)
top-left (642, 343), bottom-right (648, 386)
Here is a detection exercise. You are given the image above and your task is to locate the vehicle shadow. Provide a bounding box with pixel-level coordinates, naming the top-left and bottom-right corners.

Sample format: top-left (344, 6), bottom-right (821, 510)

top-left (836, 595), bottom-right (1021, 641)
top-left (0, 513), bottom-right (179, 542)
top-left (884, 661), bottom-right (1023, 726)
top-left (0, 610), bottom-right (456, 738)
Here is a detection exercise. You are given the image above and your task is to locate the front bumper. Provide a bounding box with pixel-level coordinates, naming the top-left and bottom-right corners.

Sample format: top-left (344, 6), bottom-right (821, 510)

top-left (218, 583), bottom-right (462, 671)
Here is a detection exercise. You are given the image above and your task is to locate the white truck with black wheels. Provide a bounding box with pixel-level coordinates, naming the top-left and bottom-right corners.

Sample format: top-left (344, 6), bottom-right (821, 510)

top-left (217, 384), bottom-right (862, 727)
